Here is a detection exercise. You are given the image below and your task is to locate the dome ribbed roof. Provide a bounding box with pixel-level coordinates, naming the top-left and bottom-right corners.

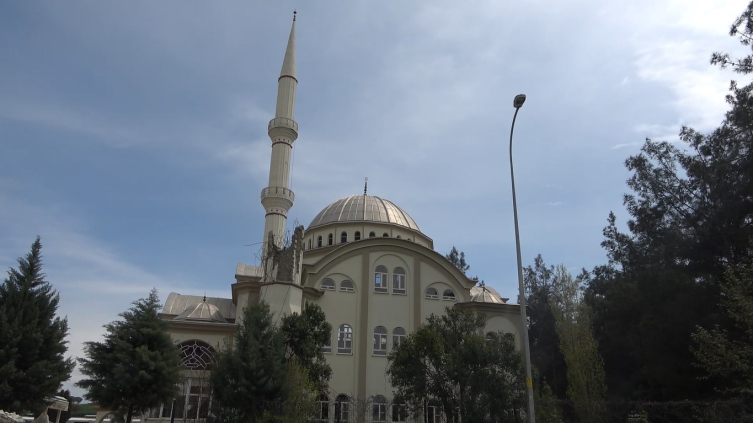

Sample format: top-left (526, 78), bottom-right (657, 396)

top-left (307, 195), bottom-right (420, 231)
top-left (174, 301), bottom-right (226, 323)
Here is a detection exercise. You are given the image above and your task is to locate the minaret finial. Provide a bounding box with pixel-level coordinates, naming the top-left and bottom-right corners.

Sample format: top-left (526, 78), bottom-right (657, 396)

top-left (203, 293), bottom-right (206, 302)
top-left (364, 177), bottom-right (368, 195)
top-left (293, 10), bottom-right (296, 21)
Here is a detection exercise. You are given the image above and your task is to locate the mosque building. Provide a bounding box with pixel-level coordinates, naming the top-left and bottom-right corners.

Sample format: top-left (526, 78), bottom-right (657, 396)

top-left (153, 15), bottom-right (523, 423)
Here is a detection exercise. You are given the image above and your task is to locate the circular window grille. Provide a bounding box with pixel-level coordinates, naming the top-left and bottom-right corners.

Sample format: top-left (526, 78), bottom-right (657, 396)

top-left (179, 340), bottom-right (215, 370)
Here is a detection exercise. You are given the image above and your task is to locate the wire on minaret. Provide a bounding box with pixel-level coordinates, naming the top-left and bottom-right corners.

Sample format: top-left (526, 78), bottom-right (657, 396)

top-left (364, 177), bottom-right (368, 195)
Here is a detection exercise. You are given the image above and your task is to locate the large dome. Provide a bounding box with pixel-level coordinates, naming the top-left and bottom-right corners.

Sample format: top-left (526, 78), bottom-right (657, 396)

top-left (308, 195), bottom-right (420, 231)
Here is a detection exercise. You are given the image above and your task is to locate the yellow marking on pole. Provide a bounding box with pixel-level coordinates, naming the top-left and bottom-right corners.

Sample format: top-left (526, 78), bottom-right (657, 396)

top-left (526, 377), bottom-right (533, 388)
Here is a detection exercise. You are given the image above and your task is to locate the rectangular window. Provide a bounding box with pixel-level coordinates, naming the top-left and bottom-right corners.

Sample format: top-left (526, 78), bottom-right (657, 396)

top-left (373, 403), bottom-right (386, 423)
top-left (392, 404), bottom-right (408, 423)
top-left (393, 334), bottom-right (405, 349)
top-left (338, 328), bottom-right (353, 354)
top-left (375, 273), bottom-right (388, 293)
top-left (427, 406), bottom-right (440, 423)
top-left (393, 274), bottom-right (406, 294)
top-left (373, 333), bottom-right (387, 355)
top-left (322, 335), bottom-right (332, 353)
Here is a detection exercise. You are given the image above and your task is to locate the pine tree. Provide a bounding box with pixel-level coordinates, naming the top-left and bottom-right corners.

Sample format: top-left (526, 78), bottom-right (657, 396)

top-left (445, 246), bottom-right (470, 274)
top-left (210, 300), bottom-right (290, 423)
top-left (76, 289), bottom-right (180, 423)
top-left (0, 237), bottom-right (75, 413)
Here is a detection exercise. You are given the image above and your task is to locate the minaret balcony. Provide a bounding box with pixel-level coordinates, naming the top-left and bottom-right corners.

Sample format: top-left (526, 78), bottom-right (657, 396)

top-left (268, 118), bottom-right (299, 141)
top-left (261, 186), bottom-right (295, 210)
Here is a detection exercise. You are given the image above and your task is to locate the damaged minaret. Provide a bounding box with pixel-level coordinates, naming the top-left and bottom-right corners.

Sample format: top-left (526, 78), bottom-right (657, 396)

top-left (254, 13), bottom-right (305, 322)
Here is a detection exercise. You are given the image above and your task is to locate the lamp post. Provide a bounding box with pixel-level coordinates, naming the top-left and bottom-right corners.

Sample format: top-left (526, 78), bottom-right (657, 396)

top-left (509, 93), bottom-right (535, 422)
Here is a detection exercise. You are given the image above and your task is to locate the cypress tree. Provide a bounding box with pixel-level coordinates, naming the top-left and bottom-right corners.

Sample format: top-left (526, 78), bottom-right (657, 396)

top-left (0, 237), bottom-right (75, 413)
top-left (210, 300), bottom-right (289, 423)
top-left (76, 289), bottom-right (180, 423)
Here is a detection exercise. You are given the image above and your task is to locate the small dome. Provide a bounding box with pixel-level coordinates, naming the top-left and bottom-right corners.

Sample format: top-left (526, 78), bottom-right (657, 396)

top-left (308, 195), bottom-right (420, 231)
top-left (470, 286), bottom-right (506, 304)
top-left (174, 300), bottom-right (226, 323)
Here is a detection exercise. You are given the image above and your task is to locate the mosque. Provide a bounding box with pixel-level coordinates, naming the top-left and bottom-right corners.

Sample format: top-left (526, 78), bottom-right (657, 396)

top-left (152, 15), bottom-right (524, 423)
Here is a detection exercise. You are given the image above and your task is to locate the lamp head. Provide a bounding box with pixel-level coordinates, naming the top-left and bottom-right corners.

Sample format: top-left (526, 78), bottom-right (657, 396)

top-left (513, 94), bottom-right (526, 108)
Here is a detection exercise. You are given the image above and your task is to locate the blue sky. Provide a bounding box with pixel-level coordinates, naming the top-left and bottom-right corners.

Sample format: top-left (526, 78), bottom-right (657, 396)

top-left (0, 1), bottom-right (747, 396)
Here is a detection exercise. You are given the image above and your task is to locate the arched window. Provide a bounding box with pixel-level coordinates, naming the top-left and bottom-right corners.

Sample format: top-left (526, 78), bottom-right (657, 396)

top-left (322, 323), bottom-right (332, 353)
top-left (320, 279), bottom-right (336, 291)
top-left (341, 231), bottom-right (348, 243)
top-left (392, 400), bottom-right (408, 423)
top-left (383, 232), bottom-right (389, 237)
top-left (443, 289), bottom-right (456, 301)
top-left (328, 233), bottom-right (333, 246)
top-left (338, 324), bottom-right (353, 354)
top-left (335, 394), bottom-right (350, 423)
top-left (373, 326), bottom-right (387, 355)
top-left (317, 236), bottom-right (322, 248)
top-left (374, 265), bottom-right (388, 293)
top-left (369, 231), bottom-right (376, 238)
top-left (355, 231), bottom-right (361, 241)
top-left (392, 267), bottom-right (406, 294)
top-left (308, 239), bottom-right (312, 249)
top-left (425, 287), bottom-right (439, 299)
top-left (340, 280), bottom-right (355, 292)
top-left (178, 340), bottom-right (215, 370)
top-left (396, 235), bottom-right (401, 239)
top-left (485, 332), bottom-right (495, 342)
top-left (393, 327), bottom-right (406, 349)
top-left (316, 393), bottom-right (329, 422)
top-left (372, 395), bottom-right (387, 423)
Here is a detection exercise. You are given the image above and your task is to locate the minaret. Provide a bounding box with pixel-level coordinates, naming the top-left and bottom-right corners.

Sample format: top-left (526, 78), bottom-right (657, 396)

top-left (261, 12), bottom-right (298, 256)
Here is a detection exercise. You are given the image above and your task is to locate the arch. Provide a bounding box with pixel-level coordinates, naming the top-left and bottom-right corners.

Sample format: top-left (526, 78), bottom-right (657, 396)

top-left (393, 327), bottom-right (406, 349)
top-left (486, 331), bottom-right (495, 342)
top-left (341, 231), bottom-right (348, 243)
top-left (442, 289), bottom-right (456, 301)
top-left (340, 280), bottom-right (355, 292)
top-left (328, 233), bottom-right (333, 246)
top-left (372, 395), bottom-right (387, 423)
top-left (320, 278), bottom-right (336, 291)
top-left (338, 324), bottom-right (353, 354)
top-left (335, 394), bottom-right (350, 423)
top-left (392, 267), bottom-right (406, 294)
top-left (425, 287), bottom-right (439, 299)
top-left (396, 235), bottom-right (401, 239)
top-left (369, 231), bottom-right (376, 238)
top-left (374, 265), bottom-right (388, 293)
top-left (316, 393), bottom-right (329, 422)
top-left (178, 339), bottom-right (216, 370)
top-left (317, 236), bottom-right (322, 247)
top-left (355, 231), bottom-right (361, 241)
top-left (373, 326), bottom-right (387, 355)
top-left (382, 232), bottom-right (389, 237)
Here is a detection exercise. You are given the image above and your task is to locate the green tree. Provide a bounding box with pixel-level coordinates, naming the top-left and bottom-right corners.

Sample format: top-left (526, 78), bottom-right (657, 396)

top-left (387, 306), bottom-right (524, 423)
top-left (691, 253), bottom-right (753, 399)
top-left (0, 237), bottom-right (75, 413)
top-left (532, 369), bottom-right (564, 423)
top-left (76, 289), bottom-right (180, 423)
top-left (210, 300), bottom-right (290, 423)
top-left (551, 265), bottom-right (606, 423)
top-left (711, 1), bottom-right (753, 74)
top-left (444, 246), bottom-right (470, 275)
top-left (280, 301), bottom-right (332, 392)
top-left (524, 255), bottom-right (567, 399)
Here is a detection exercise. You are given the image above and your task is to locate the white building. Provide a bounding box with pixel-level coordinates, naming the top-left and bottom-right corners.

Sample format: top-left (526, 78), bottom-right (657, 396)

top-left (156, 15), bottom-right (523, 423)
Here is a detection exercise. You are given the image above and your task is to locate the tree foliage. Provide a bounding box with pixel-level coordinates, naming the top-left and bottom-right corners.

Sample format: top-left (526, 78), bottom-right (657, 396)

top-left (76, 289), bottom-right (180, 423)
top-left (445, 246), bottom-right (470, 275)
top-left (550, 265), bottom-right (606, 423)
top-left (524, 255), bottom-right (567, 399)
top-left (280, 302), bottom-right (332, 392)
top-left (711, 1), bottom-right (753, 74)
top-left (691, 252), bottom-right (753, 399)
top-left (386, 306), bottom-right (524, 423)
top-left (210, 300), bottom-right (291, 423)
top-left (0, 237), bottom-right (75, 413)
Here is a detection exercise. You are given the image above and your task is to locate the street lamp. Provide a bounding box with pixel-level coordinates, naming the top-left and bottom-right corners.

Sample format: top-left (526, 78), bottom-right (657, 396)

top-left (509, 93), bottom-right (535, 422)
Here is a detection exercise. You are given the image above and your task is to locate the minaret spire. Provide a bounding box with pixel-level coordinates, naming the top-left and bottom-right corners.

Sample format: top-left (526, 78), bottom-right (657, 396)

top-left (261, 15), bottom-right (299, 256)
